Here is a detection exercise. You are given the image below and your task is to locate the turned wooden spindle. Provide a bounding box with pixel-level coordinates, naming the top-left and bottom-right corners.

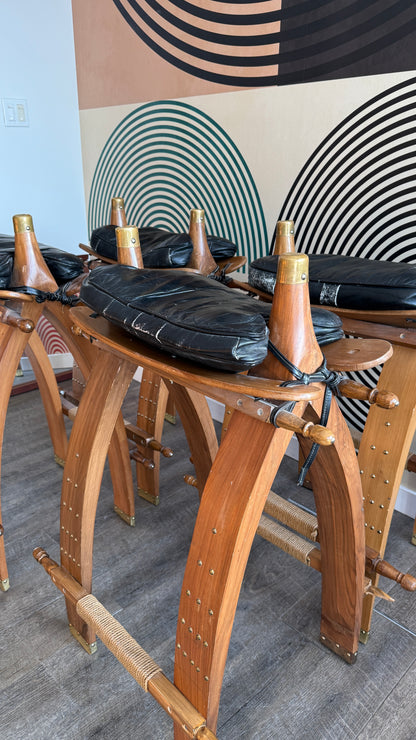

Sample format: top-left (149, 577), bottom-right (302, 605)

top-left (187, 208), bottom-right (218, 276)
top-left (116, 225), bottom-right (144, 269)
top-left (271, 220), bottom-right (295, 256)
top-left (110, 197), bottom-right (127, 227)
top-left (365, 546), bottom-right (416, 591)
top-left (252, 253), bottom-right (323, 380)
top-left (10, 214), bottom-right (58, 292)
top-left (130, 449), bottom-right (156, 470)
top-left (0, 304), bottom-right (34, 333)
top-left (338, 379), bottom-right (399, 409)
top-left (123, 421), bottom-right (173, 457)
top-left (272, 409), bottom-right (335, 446)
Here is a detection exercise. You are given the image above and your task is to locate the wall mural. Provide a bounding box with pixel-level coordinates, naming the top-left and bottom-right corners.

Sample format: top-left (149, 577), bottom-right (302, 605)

top-left (112, 0), bottom-right (416, 86)
top-left (279, 74), bottom-right (416, 429)
top-left (88, 100), bottom-right (268, 268)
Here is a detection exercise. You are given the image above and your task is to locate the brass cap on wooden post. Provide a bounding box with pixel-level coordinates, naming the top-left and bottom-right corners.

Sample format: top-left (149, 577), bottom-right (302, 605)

top-left (271, 220), bottom-right (295, 255)
top-left (116, 225), bottom-right (144, 268)
top-left (111, 197), bottom-right (127, 227)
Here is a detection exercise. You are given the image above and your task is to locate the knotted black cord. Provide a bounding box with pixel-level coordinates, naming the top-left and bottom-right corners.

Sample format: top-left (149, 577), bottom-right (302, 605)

top-left (267, 339), bottom-right (344, 486)
top-left (12, 283), bottom-right (79, 306)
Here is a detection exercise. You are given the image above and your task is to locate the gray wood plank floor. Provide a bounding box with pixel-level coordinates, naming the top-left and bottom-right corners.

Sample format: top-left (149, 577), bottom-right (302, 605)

top-left (1, 381), bottom-right (415, 740)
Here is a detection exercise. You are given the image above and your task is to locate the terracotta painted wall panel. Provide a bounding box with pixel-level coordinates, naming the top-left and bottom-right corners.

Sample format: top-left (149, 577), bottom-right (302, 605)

top-left (72, 0), bottom-right (248, 109)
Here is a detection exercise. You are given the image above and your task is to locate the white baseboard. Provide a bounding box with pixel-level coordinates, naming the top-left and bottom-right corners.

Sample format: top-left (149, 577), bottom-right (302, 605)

top-left (20, 352), bottom-right (73, 372)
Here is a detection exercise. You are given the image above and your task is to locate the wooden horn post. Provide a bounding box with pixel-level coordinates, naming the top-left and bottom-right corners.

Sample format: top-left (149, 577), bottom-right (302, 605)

top-left (251, 253), bottom-right (366, 663)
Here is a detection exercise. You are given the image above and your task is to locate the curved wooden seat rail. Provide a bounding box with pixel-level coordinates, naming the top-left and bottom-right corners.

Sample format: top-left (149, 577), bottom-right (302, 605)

top-left (34, 251), bottom-right (377, 738)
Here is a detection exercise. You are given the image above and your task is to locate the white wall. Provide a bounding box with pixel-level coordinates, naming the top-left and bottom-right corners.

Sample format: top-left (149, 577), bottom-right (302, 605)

top-left (0, 0), bottom-right (87, 252)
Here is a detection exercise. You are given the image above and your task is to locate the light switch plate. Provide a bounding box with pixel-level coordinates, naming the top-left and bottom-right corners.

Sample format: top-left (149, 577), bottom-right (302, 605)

top-left (2, 98), bottom-right (29, 127)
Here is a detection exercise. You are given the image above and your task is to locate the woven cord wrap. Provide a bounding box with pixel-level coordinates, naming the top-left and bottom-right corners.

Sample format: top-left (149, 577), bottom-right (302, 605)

top-left (257, 515), bottom-right (316, 564)
top-left (268, 340), bottom-right (343, 486)
top-left (12, 283), bottom-right (79, 306)
top-left (76, 594), bottom-right (163, 691)
top-left (264, 490), bottom-right (318, 541)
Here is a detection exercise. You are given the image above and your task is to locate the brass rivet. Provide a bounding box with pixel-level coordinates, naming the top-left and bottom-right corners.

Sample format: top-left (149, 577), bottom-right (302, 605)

top-left (383, 450), bottom-right (389, 455)
top-left (188, 627), bottom-right (193, 633)
top-left (190, 660), bottom-right (195, 666)
top-left (204, 676), bottom-right (209, 682)
top-left (384, 481), bottom-right (389, 485)
top-left (336, 643), bottom-right (340, 648)
top-left (203, 641), bottom-right (208, 647)
top-left (177, 643), bottom-right (181, 649)
top-left (183, 651), bottom-right (187, 657)
top-left (380, 504), bottom-right (385, 509)
top-left (371, 474), bottom-right (376, 479)
top-left (186, 590), bottom-right (191, 596)
top-left (209, 569), bottom-right (215, 576)
top-left (208, 609), bottom-right (214, 615)
top-left (196, 598), bottom-right (201, 605)
top-left (196, 634), bottom-right (201, 641)
top-left (196, 667), bottom-right (200, 672)
top-left (66, 477), bottom-right (70, 482)
top-left (377, 529), bottom-right (382, 534)
top-left (197, 560), bottom-right (203, 567)
top-left (321, 635), bottom-right (326, 641)
top-left (370, 445), bottom-right (376, 450)
top-left (360, 470), bottom-right (364, 475)
top-left (212, 528), bottom-right (217, 534)
top-left (181, 618), bottom-right (185, 624)
top-left (370, 525), bottom-right (375, 530)
top-left (369, 499), bottom-right (374, 504)
top-left (365, 523), bottom-right (368, 527)
top-left (385, 422), bottom-right (391, 427)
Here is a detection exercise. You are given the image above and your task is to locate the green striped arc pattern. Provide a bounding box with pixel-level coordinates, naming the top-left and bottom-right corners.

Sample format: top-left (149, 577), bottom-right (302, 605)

top-left (88, 101), bottom-right (267, 269)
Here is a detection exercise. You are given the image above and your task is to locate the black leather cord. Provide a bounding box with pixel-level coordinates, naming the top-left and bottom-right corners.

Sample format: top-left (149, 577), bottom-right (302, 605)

top-left (267, 339), bottom-right (343, 485)
top-left (12, 284), bottom-right (79, 306)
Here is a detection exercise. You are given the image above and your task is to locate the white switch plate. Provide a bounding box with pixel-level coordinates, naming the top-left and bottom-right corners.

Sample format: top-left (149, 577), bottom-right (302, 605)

top-left (2, 98), bottom-right (29, 126)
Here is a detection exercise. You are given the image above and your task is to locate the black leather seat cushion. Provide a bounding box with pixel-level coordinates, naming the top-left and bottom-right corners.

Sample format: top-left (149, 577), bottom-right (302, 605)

top-left (249, 254), bottom-right (416, 311)
top-left (0, 235), bottom-right (84, 284)
top-left (80, 264), bottom-right (268, 372)
top-left (0, 252), bottom-right (13, 289)
top-left (90, 225), bottom-right (237, 267)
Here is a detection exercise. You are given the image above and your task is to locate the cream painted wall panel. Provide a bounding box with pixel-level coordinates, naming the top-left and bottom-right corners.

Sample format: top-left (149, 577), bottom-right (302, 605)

top-left (80, 70), bottom-right (415, 243)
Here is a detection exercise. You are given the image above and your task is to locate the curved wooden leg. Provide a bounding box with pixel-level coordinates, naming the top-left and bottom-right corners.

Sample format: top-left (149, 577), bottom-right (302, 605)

top-left (173, 410), bottom-right (294, 737)
top-left (136, 371), bottom-right (168, 505)
top-left (357, 346), bottom-right (416, 640)
top-left (25, 330), bottom-right (68, 466)
top-left (60, 349), bottom-right (136, 649)
top-left (44, 304), bottom-right (135, 524)
top-left (0, 301), bottom-right (44, 589)
top-left (299, 399), bottom-right (365, 662)
top-left (169, 383), bottom-right (218, 497)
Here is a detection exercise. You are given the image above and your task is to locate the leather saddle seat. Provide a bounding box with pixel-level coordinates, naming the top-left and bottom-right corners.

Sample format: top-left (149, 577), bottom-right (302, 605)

top-left (249, 253), bottom-right (416, 311)
top-left (90, 224), bottom-right (238, 267)
top-left (80, 263), bottom-right (343, 372)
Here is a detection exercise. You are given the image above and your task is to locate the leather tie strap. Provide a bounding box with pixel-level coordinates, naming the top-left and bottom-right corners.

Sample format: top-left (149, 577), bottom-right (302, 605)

top-left (11, 283), bottom-right (79, 306)
top-left (267, 340), bottom-right (343, 485)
